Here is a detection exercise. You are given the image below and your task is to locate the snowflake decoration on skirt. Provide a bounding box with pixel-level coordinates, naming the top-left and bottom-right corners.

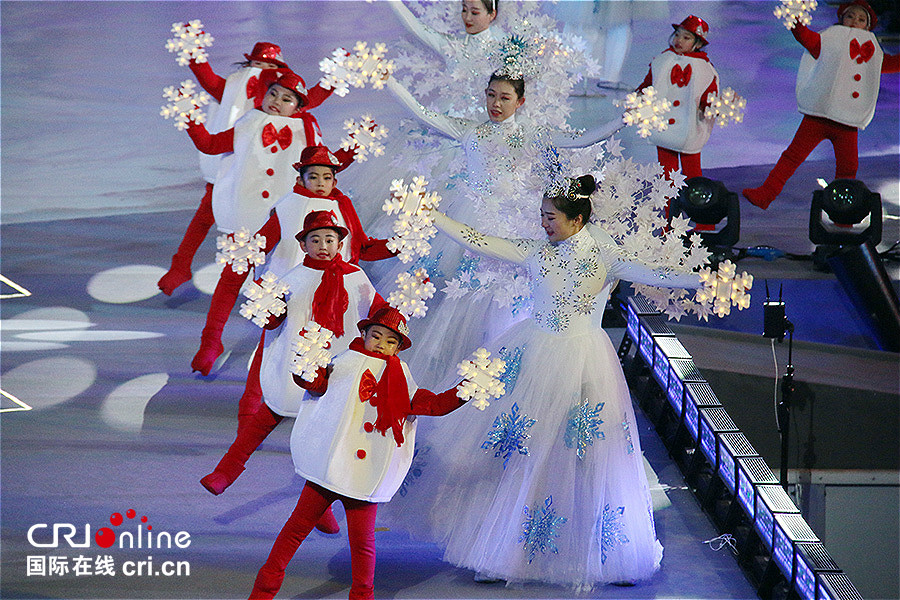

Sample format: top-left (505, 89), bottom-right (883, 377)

top-left (165, 20), bottom-right (213, 66)
top-left (704, 87), bottom-right (747, 128)
top-left (456, 348), bottom-right (507, 411)
top-left (387, 267), bottom-right (436, 319)
top-left (160, 80), bottom-right (211, 130)
top-left (482, 402), bottom-right (536, 469)
top-left (620, 86), bottom-right (672, 138)
top-left (215, 228), bottom-right (266, 274)
top-left (239, 272), bottom-right (290, 328)
top-left (319, 42), bottom-right (394, 97)
top-left (520, 495), bottom-right (568, 564)
top-left (694, 260), bottom-right (754, 319)
top-left (290, 322), bottom-right (334, 382)
top-left (774, 0), bottom-right (818, 29)
top-left (564, 397), bottom-right (606, 460)
top-left (341, 115), bottom-right (388, 163)
top-left (383, 177), bottom-right (441, 263)
top-left (597, 504), bottom-right (630, 564)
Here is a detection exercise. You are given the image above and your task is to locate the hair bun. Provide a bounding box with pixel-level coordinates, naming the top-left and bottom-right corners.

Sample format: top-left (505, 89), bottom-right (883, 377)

top-left (574, 174), bottom-right (597, 197)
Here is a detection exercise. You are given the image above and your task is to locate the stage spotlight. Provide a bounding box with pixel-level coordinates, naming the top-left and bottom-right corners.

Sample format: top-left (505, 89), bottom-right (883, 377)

top-left (809, 179), bottom-right (882, 246)
top-left (672, 176), bottom-right (741, 248)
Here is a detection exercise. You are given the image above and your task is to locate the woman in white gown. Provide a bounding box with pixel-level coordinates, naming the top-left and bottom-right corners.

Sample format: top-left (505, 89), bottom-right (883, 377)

top-left (382, 175), bottom-right (699, 587)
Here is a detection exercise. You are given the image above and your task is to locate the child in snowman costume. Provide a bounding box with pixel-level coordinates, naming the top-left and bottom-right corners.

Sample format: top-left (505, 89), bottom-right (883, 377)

top-left (200, 210), bottom-right (386, 496)
top-left (743, 0), bottom-right (898, 209)
top-left (183, 69), bottom-right (327, 240)
top-left (247, 305), bottom-right (468, 600)
top-left (159, 42), bottom-right (334, 295)
top-left (637, 15), bottom-right (719, 188)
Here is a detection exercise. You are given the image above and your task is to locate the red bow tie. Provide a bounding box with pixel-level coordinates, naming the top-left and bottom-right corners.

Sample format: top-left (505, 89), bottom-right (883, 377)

top-left (261, 123), bottom-right (293, 150)
top-left (670, 63), bottom-right (692, 87)
top-left (246, 75), bottom-right (264, 99)
top-left (359, 369), bottom-right (377, 404)
top-left (849, 39), bottom-right (875, 64)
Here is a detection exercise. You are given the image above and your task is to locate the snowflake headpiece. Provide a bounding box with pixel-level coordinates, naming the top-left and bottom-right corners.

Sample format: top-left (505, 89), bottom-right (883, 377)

top-left (544, 176), bottom-right (593, 203)
top-left (490, 35), bottom-right (540, 80)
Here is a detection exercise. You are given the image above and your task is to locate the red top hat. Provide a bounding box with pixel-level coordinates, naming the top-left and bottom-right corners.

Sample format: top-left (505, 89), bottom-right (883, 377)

top-left (672, 15), bottom-right (710, 47)
top-left (271, 70), bottom-right (308, 104)
top-left (244, 42), bottom-right (289, 68)
top-left (293, 144), bottom-right (343, 172)
top-left (295, 210), bottom-right (349, 243)
top-left (357, 306), bottom-right (412, 351)
top-left (838, 0), bottom-right (877, 29)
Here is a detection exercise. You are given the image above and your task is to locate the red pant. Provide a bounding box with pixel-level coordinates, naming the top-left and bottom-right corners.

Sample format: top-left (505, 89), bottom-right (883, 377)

top-left (657, 147), bottom-right (702, 180)
top-left (249, 482), bottom-right (378, 600)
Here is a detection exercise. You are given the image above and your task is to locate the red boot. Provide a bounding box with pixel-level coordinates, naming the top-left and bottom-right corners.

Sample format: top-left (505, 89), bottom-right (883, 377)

top-left (159, 184), bottom-right (215, 295)
top-left (191, 327), bottom-right (225, 375)
top-left (742, 185), bottom-right (777, 210)
top-left (200, 453), bottom-right (245, 496)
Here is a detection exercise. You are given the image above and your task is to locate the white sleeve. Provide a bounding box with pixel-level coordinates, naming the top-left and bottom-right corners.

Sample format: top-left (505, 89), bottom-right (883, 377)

top-left (601, 244), bottom-right (701, 289)
top-left (389, 1), bottom-right (451, 56)
top-left (386, 78), bottom-right (468, 140)
top-left (552, 117), bottom-right (625, 148)
top-left (432, 211), bottom-right (534, 265)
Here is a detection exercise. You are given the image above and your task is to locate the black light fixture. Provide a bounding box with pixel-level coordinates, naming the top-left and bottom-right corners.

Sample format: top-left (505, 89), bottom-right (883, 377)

top-left (809, 178), bottom-right (882, 246)
top-left (672, 176), bottom-right (740, 249)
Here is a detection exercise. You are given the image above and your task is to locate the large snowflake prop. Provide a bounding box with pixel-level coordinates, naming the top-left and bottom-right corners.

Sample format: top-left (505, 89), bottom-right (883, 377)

top-left (215, 228), bottom-right (266, 274)
top-left (319, 42), bottom-right (394, 97)
top-left (482, 402), bottom-right (536, 469)
top-left (160, 80), bottom-right (211, 130)
top-left (520, 496), bottom-right (568, 564)
top-left (456, 348), bottom-right (507, 411)
top-left (774, 0), bottom-right (818, 29)
top-left (621, 87), bottom-right (672, 138)
top-left (239, 272), bottom-right (290, 327)
top-left (704, 87), bottom-right (747, 128)
top-left (290, 322), bottom-right (334, 382)
top-left (383, 177), bottom-right (441, 263)
top-left (387, 267), bottom-right (436, 319)
top-left (165, 20), bottom-right (213, 66)
top-left (695, 260), bottom-right (753, 319)
top-left (341, 115), bottom-right (388, 163)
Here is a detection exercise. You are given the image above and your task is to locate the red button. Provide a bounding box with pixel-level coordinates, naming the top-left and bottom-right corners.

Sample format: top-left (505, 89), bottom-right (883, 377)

top-left (369, 397), bottom-right (377, 407)
top-left (852, 91), bottom-right (859, 98)
top-left (364, 422), bottom-right (374, 433)
top-left (266, 168), bottom-right (274, 176)
top-left (668, 118), bottom-right (676, 125)
top-left (271, 147), bottom-right (278, 154)
top-left (673, 100), bottom-right (681, 107)
top-left (357, 449), bottom-right (366, 459)
top-left (854, 74), bottom-right (861, 81)
top-left (262, 191), bottom-right (270, 199)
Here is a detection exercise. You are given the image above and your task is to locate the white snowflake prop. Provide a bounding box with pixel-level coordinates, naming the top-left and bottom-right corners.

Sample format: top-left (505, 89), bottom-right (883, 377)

top-left (456, 348), bottom-right (507, 411)
top-left (383, 177), bottom-right (442, 263)
top-left (239, 272), bottom-right (290, 327)
top-left (695, 260), bottom-right (754, 319)
top-left (704, 87), bottom-right (747, 128)
top-left (341, 115), bottom-right (388, 163)
top-left (160, 80), bottom-right (211, 130)
top-left (290, 322), bottom-right (335, 382)
top-left (774, 0), bottom-right (818, 29)
top-left (165, 20), bottom-right (214, 66)
top-left (215, 228), bottom-right (266, 274)
top-left (319, 42), bottom-right (394, 97)
top-left (388, 268), bottom-right (436, 319)
top-left (620, 87), bottom-right (672, 138)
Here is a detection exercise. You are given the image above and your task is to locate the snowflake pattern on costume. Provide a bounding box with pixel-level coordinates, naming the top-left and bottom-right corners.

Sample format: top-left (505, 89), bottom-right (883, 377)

top-left (573, 294), bottom-right (596, 315)
top-left (497, 345), bottom-right (525, 395)
top-left (545, 310), bottom-right (569, 333)
top-left (461, 226), bottom-right (487, 247)
top-left (597, 504), bottom-right (630, 564)
top-left (408, 251), bottom-right (444, 279)
top-left (397, 445), bottom-right (430, 497)
top-left (519, 495), bottom-right (568, 564)
top-left (482, 402), bottom-right (536, 469)
top-left (622, 415), bottom-right (635, 455)
top-left (564, 397), bottom-right (606, 460)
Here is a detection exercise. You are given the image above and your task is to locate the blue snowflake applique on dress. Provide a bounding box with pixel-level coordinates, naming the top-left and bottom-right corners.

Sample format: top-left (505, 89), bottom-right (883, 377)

top-left (482, 402), bottom-right (536, 469)
top-left (564, 397), bottom-right (605, 460)
top-left (408, 252), bottom-right (444, 280)
top-left (397, 445), bottom-right (431, 497)
top-left (596, 504), bottom-right (630, 564)
top-left (622, 414), bottom-right (635, 455)
top-left (519, 495), bottom-right (568, 563)
top-left (497, 345), bottom-right (525, 395)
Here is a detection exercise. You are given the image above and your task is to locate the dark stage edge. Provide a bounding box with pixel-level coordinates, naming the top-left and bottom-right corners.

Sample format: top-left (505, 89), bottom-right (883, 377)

top-left (0, 212), bottom-right (763, 599)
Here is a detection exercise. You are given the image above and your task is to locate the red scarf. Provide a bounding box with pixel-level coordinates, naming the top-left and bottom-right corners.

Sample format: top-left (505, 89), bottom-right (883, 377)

top-left (292, 183), bottom-right (367, 265)
top-left (303, 255), bottom-right (357, 337)
top-left (349, 337), bottom-right (411, 447)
